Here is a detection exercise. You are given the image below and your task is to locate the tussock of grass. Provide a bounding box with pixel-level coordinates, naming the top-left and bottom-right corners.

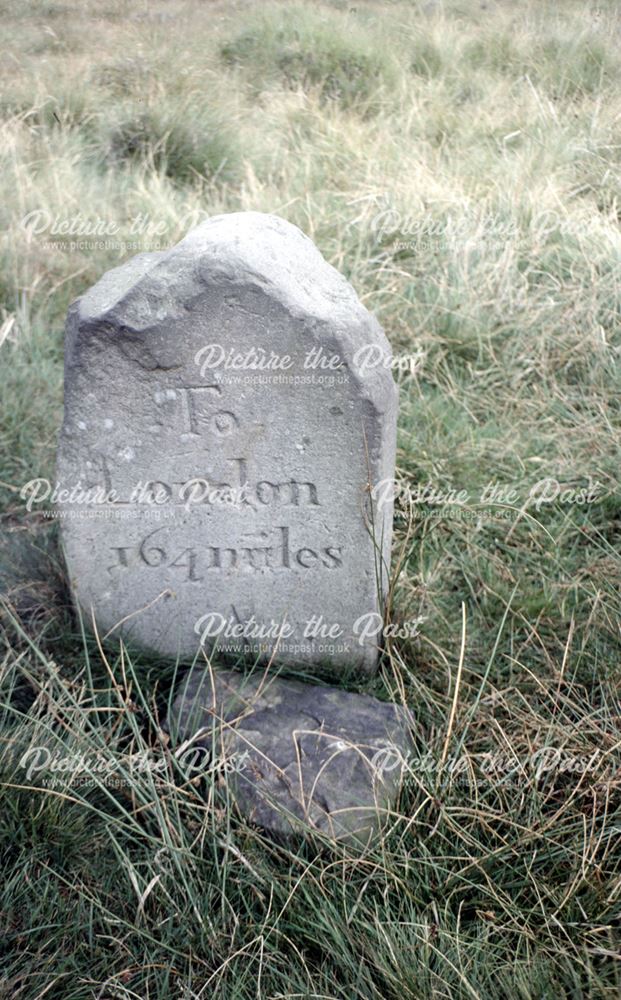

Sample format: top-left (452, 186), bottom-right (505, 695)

top-left (91, 55), bottom-right (154, 97)
top-left (464, 27), bottom-right (619, 97)
top-left (105, 103), bottom-right (241, 184)
top-left (409, 37), bottom-right (444, 78)
top-left (221, 4), bottom-right (398, 111)
top-left (1, 0), bottom-right (621, 997)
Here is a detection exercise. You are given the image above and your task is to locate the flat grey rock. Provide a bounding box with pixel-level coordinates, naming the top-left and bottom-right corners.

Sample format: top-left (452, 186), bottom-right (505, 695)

top-left (57, 212), bottom-right (397, 674)
top-left (167, 667), bottom-right (413, 847)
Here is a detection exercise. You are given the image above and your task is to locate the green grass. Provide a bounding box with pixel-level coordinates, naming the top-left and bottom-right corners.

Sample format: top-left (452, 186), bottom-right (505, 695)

top-left (1, 0), bottom-right (621, 997)
top-left (105, 102), bottom-right (241, 184)
top-left (220, 4), bottom-right (399, 112)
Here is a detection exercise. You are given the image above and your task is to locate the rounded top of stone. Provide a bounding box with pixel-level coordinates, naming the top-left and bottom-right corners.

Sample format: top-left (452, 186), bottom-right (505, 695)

top-left (180, 211), bottom-right (367, 322)
top-left (70, 212), bottom-right (396, 407)
top-left (77, 212), bottom-right (367, 329)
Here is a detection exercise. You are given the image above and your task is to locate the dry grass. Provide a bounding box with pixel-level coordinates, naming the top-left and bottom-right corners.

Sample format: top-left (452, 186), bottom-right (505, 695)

top-left (1, 0), bottom-right (621, 997)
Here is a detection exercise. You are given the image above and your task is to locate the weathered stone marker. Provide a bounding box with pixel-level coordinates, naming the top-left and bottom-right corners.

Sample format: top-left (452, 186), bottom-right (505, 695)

top-left (57, 213), bottom-right (397, 673)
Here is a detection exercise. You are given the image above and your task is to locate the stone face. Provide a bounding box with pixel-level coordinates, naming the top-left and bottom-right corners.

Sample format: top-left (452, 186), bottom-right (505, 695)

top-left (57, 213), bottom-right (397, 673)
top-left (166, 667), bottom-right (413, 847)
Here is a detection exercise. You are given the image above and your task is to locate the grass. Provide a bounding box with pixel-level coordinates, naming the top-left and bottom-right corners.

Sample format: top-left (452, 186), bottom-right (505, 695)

top-left (105, 102), bottom-right (241, 184)
top-left (220, 4), bottom-right (399, 112)
top-left (1, 0), bottom-right (621, 997)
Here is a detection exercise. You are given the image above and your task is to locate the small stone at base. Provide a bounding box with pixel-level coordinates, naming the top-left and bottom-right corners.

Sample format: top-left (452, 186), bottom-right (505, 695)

top-left (166, 666), bottom-right (413, 848)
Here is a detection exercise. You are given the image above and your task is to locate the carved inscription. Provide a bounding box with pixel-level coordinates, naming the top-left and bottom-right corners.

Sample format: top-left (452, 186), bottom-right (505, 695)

top-left (131, 460), bottom-right (320, 509)
top-left (179, 385), bottom-right (239, 437)
top-left (108, 526), bottom-right (344, 576)
top-left (97, 380), bottom-right (342, 576)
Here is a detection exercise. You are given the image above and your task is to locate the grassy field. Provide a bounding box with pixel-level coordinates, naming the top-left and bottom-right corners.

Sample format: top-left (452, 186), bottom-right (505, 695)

top-left (1, 0), bottom-right (621, 996)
